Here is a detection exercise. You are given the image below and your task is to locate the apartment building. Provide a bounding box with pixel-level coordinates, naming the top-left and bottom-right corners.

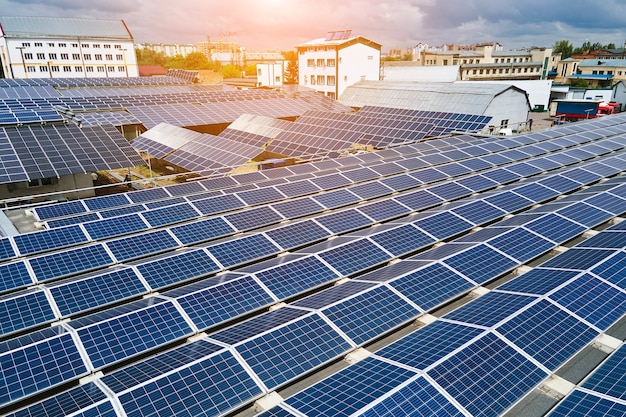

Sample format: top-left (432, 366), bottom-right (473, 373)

top-left (297, 30), bottom-right (381, 99)
top-left (0, 16), bottom-right (138, 79)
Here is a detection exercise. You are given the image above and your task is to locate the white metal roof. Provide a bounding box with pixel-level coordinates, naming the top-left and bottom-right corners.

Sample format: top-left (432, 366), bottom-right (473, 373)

top-left (0, 15), bottom-right (133, 40)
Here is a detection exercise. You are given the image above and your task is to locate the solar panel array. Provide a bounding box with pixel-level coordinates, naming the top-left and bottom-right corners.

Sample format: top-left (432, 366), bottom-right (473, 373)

top-left (1, 112), bottom-right (626, 417)
top-left (0, 124), bottom-right (145, 184)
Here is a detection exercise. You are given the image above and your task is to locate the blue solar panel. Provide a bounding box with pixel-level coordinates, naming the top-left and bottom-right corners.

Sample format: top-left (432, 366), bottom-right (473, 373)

top-left (542, 248), bottom-right (618, 270)
top-left (135, 249), bottom-right (220, 289)
top-left (13, 225), bottom-right (88, 256)
top-left (427, 332), bottom-right (548, 417)
top-left (83, 214), bottom-right (148, 240)
top-left (126, 187), bottom-right (171, 204)
top-left (389, 262), bottom-right (475, 311)
top-left (191, 194), bottom-right (246, 215)
top-left (322, 285), bottom-right (420, 345)
top-left (291, 280), bottom-right (376, 310)
top-left (547, 389), bottom-right (626, 417)
top-left (223, 311), bottom-right (352, 390)
top-left (436, 162), bottom-right (473, 177)
top-left (444, 291), bottom-right (537, 327)
top-left (356, 199), bottom-right (412, 222)
top-left (0, 289), bottom-right (56, 337)
top-left (577, 231), bottom-right (626, 249)
top-left (512, 182), bottom-right (560, 203)
top-left (237, 186), bottom-right (286, 206)
top-left (140, 202), bottom-right (201, 227)
top-left (451, 200), bottom-right (506, 224)
top-left (348, 181), bottom-right (394, 200)
top-left (254, 256), bottom-right (340, 300)
top-left (265, 219), bottom-right (331, 250)
top-left (207, 233), bottom-right (280, 269)
top-left (105, 229), bottom-right (180, 262)
top-left (312, 188), bottom-right (361, 209)
top-left (497, 299), bottom-right (599, 370)
top-left (524, 213), bottom-right (587, 243)
top-left (168, 217), bottom-right (234, 245)
top-left (0, 237), bottom-right (16, 262)
top-left (561, 167), bottom-right (604, 185)
top-left (4, 382), bottom-right (112, 417)
top-left (506, 162), bottom-right (543, 177)
top-left (318, 238), bottom-right (392, 276)
top-left (369, 224), bottom-right (436, 257)
top-left (0, 261), bottom-right (33, 293)
top-left (82, 194), bottom-right (134, 211)
top-left (413, 211), bottom-right (473, 240)
top-left (427, 182), bottom-right (472, 201)
top-left (549, 273), bottom-right (626, 330)
top-left (49, 267), bottom-right (147, 316)
top-left (33, 200), bottom-right (87, 221)
top-left (99, 203), bottom-right (146, 219)
top-left (45, 212), bottom-right (101, 229)
top-left (0, 327), bottom-right (88, 406)
top-left (584, 192), bottom-right (626, 215)
top-left (481, 168), bottom-right (522, 185)
top-left (442, 244), bottom-right (518, 285)
top-left (315, 209), bottom-right (374, 234)
top-left (27, 244), bottom-right (114, 282)
top-left (112, 346), bottom-right (263, 417)
top-left (380, 174), bottom-right (422, 192)
top-left (590, 250), bottom-right (626, 289)
top-left (483, 191), bottom-right (533, 213)
top-left (487, 228), bottom-right (555, 262)
top-left (283, 356), bottom-right (418, 417)
top-left (410, 167), bottom-right (447, 183)
top-left (455, 174), bottom-right (499, 193)
top-left (539, 175), bottom-right (584, 193)
top-left (270, 197), bottom-right (325, 219)
top-left (581, 344), bottom-right (626, 400)
top-left (225, 206), bottom-right (284, 231)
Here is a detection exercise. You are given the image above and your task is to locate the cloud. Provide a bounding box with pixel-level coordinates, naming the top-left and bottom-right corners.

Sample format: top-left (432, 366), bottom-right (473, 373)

top-left (1, 0), bottom-right (625, 51)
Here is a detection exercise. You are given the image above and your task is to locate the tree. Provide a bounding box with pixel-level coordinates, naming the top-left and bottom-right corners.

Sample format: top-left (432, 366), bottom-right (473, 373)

top-left (183, 52), bottom-right (211, 70)
top-left (135, 47), bottom-right (168, 67)
top-left (282, 50), bottom-right (299, 84)
top-left (553, 40), bottom-right (573, 59)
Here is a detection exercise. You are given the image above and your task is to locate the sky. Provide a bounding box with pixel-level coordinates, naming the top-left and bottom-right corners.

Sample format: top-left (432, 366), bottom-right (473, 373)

top-left (2, 0), bottom-right (626, 52)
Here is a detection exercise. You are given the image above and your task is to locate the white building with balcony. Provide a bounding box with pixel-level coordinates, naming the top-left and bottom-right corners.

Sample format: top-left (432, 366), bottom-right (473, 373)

top-left (297, 30), bottom-right (381, 99)
top-left (0, 16), bottom-right (138, 79)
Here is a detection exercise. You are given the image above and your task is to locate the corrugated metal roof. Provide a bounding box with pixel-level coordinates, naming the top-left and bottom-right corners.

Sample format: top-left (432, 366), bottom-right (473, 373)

top-left (0, 15), bottom-right (132, 40)
top-left (339, 80), bottom-right (518, 114)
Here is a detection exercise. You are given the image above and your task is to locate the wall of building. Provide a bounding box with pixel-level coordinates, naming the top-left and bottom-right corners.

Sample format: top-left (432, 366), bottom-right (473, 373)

top-left (337, 43), bottom-right (380, 98)
top-left (256, 62), bottom-right (284, 88)
top-left (484, 88), bottom-right (530, 131)
top-left (1, 37), bottom-right (138, 79)
top-left (0, 173), bottom-right (96, 202)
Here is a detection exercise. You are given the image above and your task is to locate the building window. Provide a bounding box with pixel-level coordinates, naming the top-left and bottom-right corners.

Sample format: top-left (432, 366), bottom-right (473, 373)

top-left (58, 43), bottom-right (66, 48)
top-left (27, 66), bottom-right (36, 73)
top-left (327, 75), bottom-right (336, 86)
top-left (317, 58), bottom-right (324, 67)
top-left (116, 54), bottom-right (123, 61)
top-left (71, 43), bottom-right (79, 48)
top-left (307, 59), bottom-right (315, 67)
top-left (97, 66), bottom-right (105, 72)
top-left (50, 66), bottom-right (60, 72)
top-left (104, 44), bottom-right (111, 49)
top-left (328, 92), bottom-right (336, 99)
top-left (37, 53), bottom-right (45, 59)
top-left (75, 66), bottom-right (83, 72)
top-left (118, 66), bottom-right (126, 73)
top-left (310, 75), bottom-right (316, 85)
top-left (48, 53), bottom-right (57, 59)
top-left (501, 119), bottom-right (509, 127)
top-left (93, 44), bottom-right (100, 48)
top-left (257, 68), bottom-right (262, 76)
top-left (327, 59), bottom-right (335, 67)
top-left (60, 53), bottom-right (69, 60)
top-left (82, 44), bottom-right (89, 48)
top-left (316, 75), bottom-right (325, 85)
top-left (34, 42), bottom-right (42, 47)
top-left (84, 54), bottom-right (92, 60)
top-left (443, 59), bottom-right (448, 65)
top-left (39, 66), bottom-right (48, 72)
top-left (86, 66), bottom-right (94, 72)
top-left (344, 75), bottom-right (348, 82)
top-left (95, 54), bottom-right (102, 60)
top-left (24, 53), bottom-right (33, 60)
top-left (479, 69), bottom-right (484, 74)
top-left (63, 66), bottom-right (72, 72)
top-left (47, 43), bottom-right (55, 47)
top-left (21, 42), bottom-right (31, 47)
top-left (106, 54), bottom-right (113, 60)
top-left (72, 53), bottom-right (80, 60)
top-left (368, 56), bottom-right (373, 60)
top-left (114, 44), bottom-right (121, 49)
top-left (107, 66), bottom-right (115, 72)
top-left (472, 69), bottom-right (477, 74)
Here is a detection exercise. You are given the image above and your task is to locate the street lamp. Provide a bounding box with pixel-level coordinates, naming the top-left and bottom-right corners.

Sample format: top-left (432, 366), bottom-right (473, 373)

top-left (47, 61), bottom-right (53, 78)
top-left (15, 46), bottom-right (27, 79)
top-left (121, 48), bottom-right (128, 77)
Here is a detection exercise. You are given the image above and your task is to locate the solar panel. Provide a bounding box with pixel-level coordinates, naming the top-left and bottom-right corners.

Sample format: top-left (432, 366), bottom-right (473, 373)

top-left (69, 298), bottom-right (193, 369)
top-left (412, 212), bottom-right (473, 240)
top-left (168, 216), bottom-right (235, 245)
top-left (0, 261), bottom-right (33, 293)
top-left (312, 188), bottom-right (361, 209)
top-left (487, 228), bottom-right (555, 262)
top-left (13, 225), bottom-right (89, 256)
top-left (140, 202), bottom-right (201, 227)
top-left (483, 191), bottom-right (533, 213)
top-left (265, 219), bottom-right (331, 250)
top-left (317, 238), bottom-right (393, 276)
top-left (0, 289), bottom-right (56, 337)
top-left (547, 389), bottom-right (626, 417)
top-left (427, 332), bottom-right (548, 417)
top-left (134, 249), bottom-right (220, 289)
top-left (389, 262), bottom-right (475, 311)
top-left (105, 229), bottom-right (180, 262)
top-left (321, 285), bottom-right (420, 345)
top-left (356, 199), bottom-right (412, 222)
top-left (191, 193), bottom-right (246, 215)
top-left (82, 214), bottom-right (148, 240)
top-left (224, 206), bottom-right (284, 231)
top-left (451, 200), bottom-right (507, 225)
top-left (211, 309), bottom-right (352, 390)
top-left (207, 233), bottom-right (281, 269)
top-left (369, 224), bottom-right (436, 257)
top-left (315, 209), bottom-right (374, 234)
top-left (270, 197), bottom-right (324, 219)
top-left (33, 200), bottom-right (87, 221)
top-left (0, 327), bottom-right (89, 406)
top-left (549, 272), bottom-right (626, 330)
top-left (282, 356), bottom-right (419, 417)
top-left (27, 244), bottom-right (114, 282)
top-left (48, 267), bottom-right (148, 316)
top-left (444, 291), bottom-right (537, 327)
